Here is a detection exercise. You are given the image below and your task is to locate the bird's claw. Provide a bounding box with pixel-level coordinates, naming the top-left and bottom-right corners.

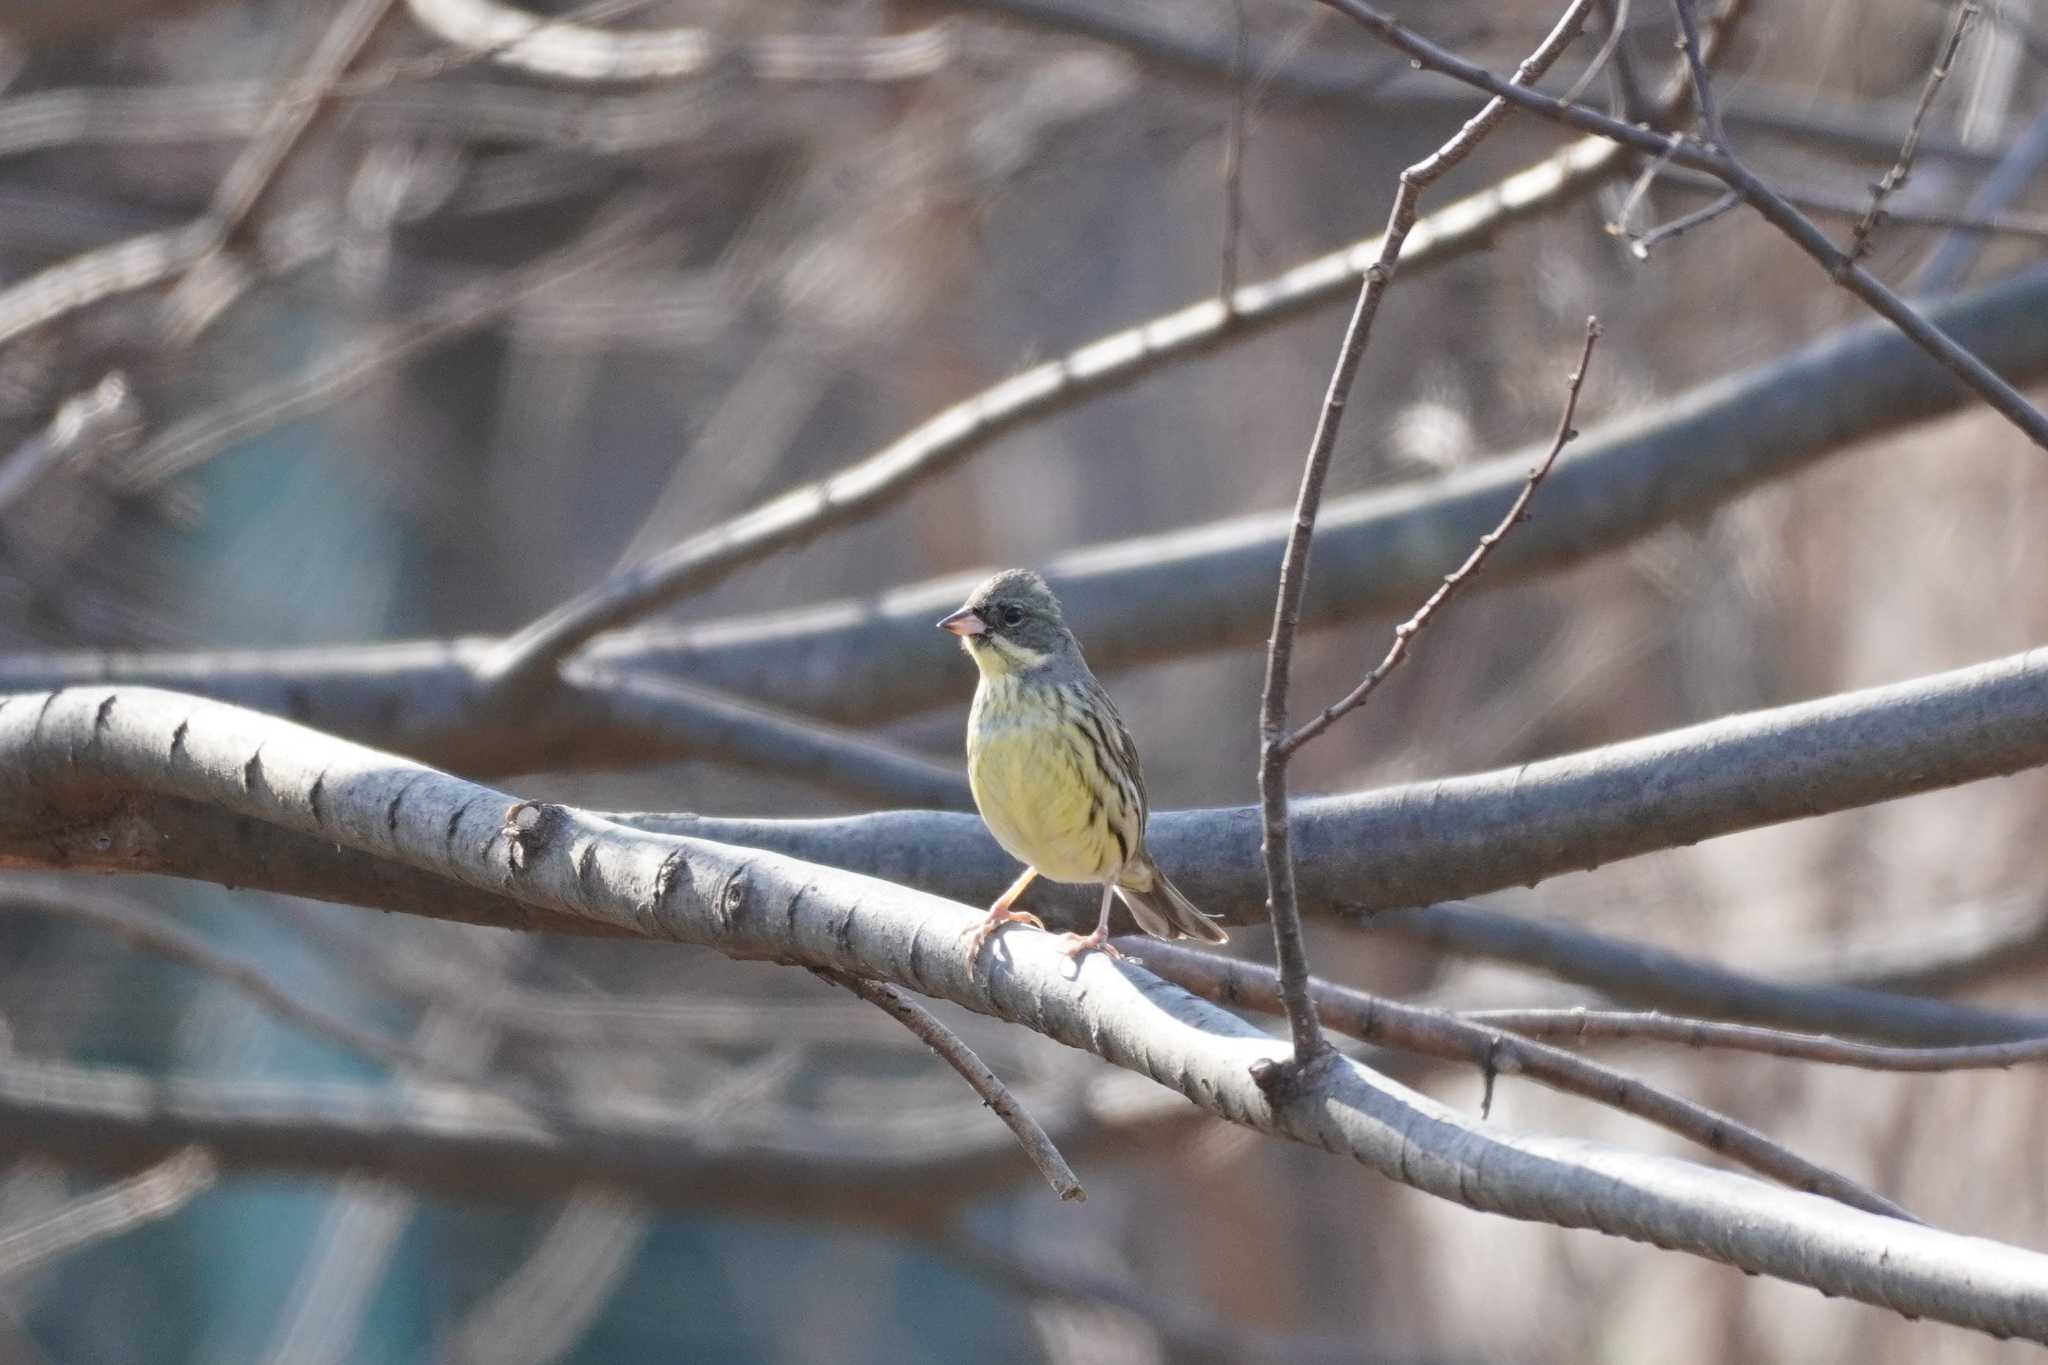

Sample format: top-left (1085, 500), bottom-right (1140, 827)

top-left (1056, 931), bottom-right (1124, 962)
top-left (965, 907), bottom-right (1046, 960)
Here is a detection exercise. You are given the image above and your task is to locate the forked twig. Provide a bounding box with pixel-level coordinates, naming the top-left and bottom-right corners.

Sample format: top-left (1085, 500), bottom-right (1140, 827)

top-left (1851, 0), bottom-right (1980, 259)
top-left (1256, 0), bottom-right (1601, 1075)
top-left (1284, 318), bottom-right (1600, 755)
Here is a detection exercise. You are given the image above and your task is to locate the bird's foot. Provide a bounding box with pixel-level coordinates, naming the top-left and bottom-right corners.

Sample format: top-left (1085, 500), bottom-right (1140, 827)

top-left (965, 906), bottom-right (1046, 960)
top-left (1056, 929), bottom-right (1124, 962)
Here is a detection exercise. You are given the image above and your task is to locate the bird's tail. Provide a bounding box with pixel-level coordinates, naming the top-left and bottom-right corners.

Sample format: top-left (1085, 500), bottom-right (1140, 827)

top-left (1116, 863), bottom-right (1229, 944)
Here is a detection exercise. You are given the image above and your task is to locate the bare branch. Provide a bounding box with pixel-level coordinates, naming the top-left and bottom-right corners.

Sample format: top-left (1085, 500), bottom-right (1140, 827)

top-left (0, 880), bottom-right (470, 1081)
top-left (1132, 940), bottom-right (1910, 1218)
top-left (812, 968), bottom-right (1086, 1202)
top-left (1259, 0), bottom-right (1597, 1068)
top-left (1461, 1005), bottom-right (2048, 1070)
top-left (0, 1148), bottom-right (216, 1281)
top-left (1375, 901), bottom-right (2048, 1046)
top-left (1656, 165), bottom-right (2048, 244)
top-left (1284, 318), bottom-right (1600, 755)
top-left (940, 1231), bottom-right (1368, 1365)
top-left (1916, 105), bottom-right (2048, 289)
top-left (2, 688), bottom-right (2047, 1332)
top-left (12, 642), bottom-right (2048, 984)
top-left (158, 0), bottom-right (399, 338)
top-left (1849, 0), bottom-right (1979, 260)
top-left (470, 133), bottom-right (1633, 702)
top-left (403, 0), bottom-right (952, 84)
top-left (588, 261), bottom-right (2048, 727)
top-left (435, 1189), bottom-right (648, 1365)
top-left (0, 374), bottom-right (139, 516)
top-left (1317, 0), bottom-right (2048, 451)
top-left (117, 196), bottom-right (672, 490)
top-left (6, 259), bottom-right (2041, 754)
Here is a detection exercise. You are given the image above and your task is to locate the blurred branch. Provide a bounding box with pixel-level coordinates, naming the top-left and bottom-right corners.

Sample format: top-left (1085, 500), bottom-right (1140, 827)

top-left (0, 1148), bottom-right (217, 1282)
top-left (434, 1188), bottom-right (648, 1365)
top-left (467, 0), bottom-right (1744, 704)
top-left (1317, 0), bottom-right (2048, 452)
top-left (812, 968), bottom-right (1086, 1202)
top-left (1916, 105), bottom-right (2048, 290)
top-left (404, 0), bottom-right (953, 83)
top-left (470, 153), bottom-right (1626, 702)
top-left (940, 1231), bottom-right (1370, 1365)
top-left (609, 259), bottom-right (2048, 725)
top-left (1133, 940), bottom-right (1909, 1217)
top-left (3, 260), bottom-right (2038, 746)
top-left (1375, 901), bottom-right (2048, 1046)
top-left (116, 195), bottom-right (672, 490)
top-left (0, 1), bottom-right (395, 354)
top-left (1257, 0), bottom-right (1598, 1072)
top-left (0, 880), bottom-right (469, 1081)
top-left (157, 0), bottom-right (399, 338)
top-left (0, 695), bottom-right (2043, 1331)
top-left (1461, 1005), bottom-right (2048, 1070)
top-left (1656, 164), bottom-right (2048, 243)
top-left (0, 1052), bottom-right (1181, 1233)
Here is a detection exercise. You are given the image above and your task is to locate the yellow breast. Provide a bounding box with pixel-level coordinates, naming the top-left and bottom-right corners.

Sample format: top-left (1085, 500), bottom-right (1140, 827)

top-left (967, 678), bottom-right (1130, 884)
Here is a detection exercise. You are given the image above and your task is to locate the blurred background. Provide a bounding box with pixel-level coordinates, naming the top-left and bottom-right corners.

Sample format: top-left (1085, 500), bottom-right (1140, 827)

top-left (1, 0), bottom-right (2046, 1360)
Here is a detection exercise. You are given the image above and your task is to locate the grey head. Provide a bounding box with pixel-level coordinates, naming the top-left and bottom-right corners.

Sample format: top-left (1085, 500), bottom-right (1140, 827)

top-left (937, 569), bottom-right (1085, 674)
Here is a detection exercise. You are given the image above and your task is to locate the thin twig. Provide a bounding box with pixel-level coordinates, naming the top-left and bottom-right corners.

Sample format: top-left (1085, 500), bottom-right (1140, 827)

top-left (1627, 188), bottom-right (1739, 255)
top-left (1219, 0), bottom-right (1250, 306)
top-left (158, 0), bottom-right (399, 340)
top-left (1916, 103), bottom-right (2048, 289)
top-left (810, 968), bottom-right (1085, 1202)
top-left (1258, 0), bottom-right (1598, 1072)
top-left (1283, 318), bottom-right (1600, 756)
top-left (1129, 940), bottom-right (1914, 1220)
top-left (1850, 0), bottom-right (1980, 260)
top-left (1317, 0), bottom-right (2048, 452)
top-left (1462, 1006), bottom-right (2048, 1070)
top-left (1668, 0), bottom-right (1729, 149)
top-left (0, 1148), bottom-right (217, 1281)
top-left (1656, 164), bottom-right (2048, 243)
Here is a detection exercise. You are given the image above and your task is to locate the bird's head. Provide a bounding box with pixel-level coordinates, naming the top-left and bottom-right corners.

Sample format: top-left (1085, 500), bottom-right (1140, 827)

top-left (937, 569), bottom-right (1078, 676)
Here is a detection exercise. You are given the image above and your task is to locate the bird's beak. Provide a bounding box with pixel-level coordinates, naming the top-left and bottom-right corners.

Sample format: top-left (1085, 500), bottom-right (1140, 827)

top-left (938, 607), bottom-right (986, 637)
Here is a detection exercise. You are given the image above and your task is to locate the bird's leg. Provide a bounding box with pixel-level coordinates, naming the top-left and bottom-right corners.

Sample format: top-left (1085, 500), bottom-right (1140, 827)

top-left (1058, 883), bottom-right (1125, 961)
top-left (966, 866), bottom-right (1045, 958)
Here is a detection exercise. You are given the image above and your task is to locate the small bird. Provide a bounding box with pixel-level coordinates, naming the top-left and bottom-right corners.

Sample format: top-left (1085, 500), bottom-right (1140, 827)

top-left (938, 569), bottom-right (1228, 961)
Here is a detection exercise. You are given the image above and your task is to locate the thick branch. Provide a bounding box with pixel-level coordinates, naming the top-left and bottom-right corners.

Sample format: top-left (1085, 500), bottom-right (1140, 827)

top-left (634, 646), bottom-right (2048, 936)
top-left (3, 687), bottom-right (2045, 1333)
top-left (11, 645), bottom-right (2048, 989)
top-left (1132, 941), bottom-right (1910, 1218)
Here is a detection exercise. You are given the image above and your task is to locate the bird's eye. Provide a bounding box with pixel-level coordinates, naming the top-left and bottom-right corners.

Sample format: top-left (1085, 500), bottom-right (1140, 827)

top-left (1001, 605), bottom-right (1026, 627)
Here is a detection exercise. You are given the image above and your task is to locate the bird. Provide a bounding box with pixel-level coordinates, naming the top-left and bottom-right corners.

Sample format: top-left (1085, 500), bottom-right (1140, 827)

top-left (937, 568), bottom-right (1229, 962)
